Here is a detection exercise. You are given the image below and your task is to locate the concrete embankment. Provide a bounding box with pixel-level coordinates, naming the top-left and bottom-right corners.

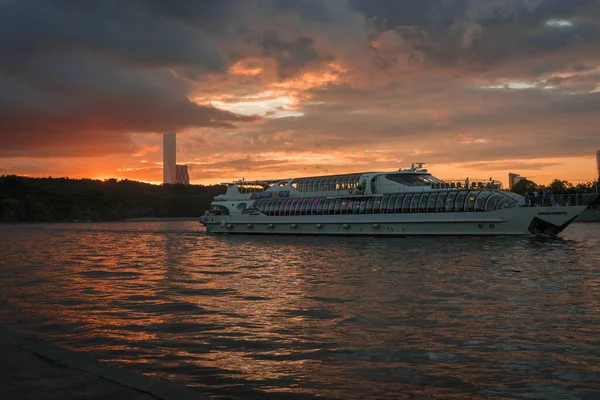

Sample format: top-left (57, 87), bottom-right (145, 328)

top-left (0, 326), bottom-right (210, 400)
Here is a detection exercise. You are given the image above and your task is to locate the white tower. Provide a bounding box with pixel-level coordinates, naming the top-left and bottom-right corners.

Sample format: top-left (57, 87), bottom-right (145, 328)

top-left (163, 133), bottom-right (177, 184)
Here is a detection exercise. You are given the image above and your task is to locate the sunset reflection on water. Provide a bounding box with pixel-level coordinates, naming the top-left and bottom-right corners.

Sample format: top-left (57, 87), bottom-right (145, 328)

top-left (1, 222), bottom-right (600, 399)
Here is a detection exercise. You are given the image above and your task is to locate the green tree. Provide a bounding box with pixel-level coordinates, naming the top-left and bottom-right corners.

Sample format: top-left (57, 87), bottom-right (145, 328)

top-left (511, 179), bottom-right (538, 195)
top-left (1, 198), bottom-right (20, 222)
top-left (549, 179), bottom-right (572, 194)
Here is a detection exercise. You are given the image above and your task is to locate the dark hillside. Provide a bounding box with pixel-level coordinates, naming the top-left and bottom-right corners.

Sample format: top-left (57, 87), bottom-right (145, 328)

top-left (0, 175), bottom-right (225, 222)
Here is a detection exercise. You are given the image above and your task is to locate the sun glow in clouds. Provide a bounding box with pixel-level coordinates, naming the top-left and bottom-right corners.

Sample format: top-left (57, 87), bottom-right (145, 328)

top-left (205, 61), bottom-right (347, 118)
top-left (211, 91), bottom-right (303, 118)
top-left (545, 19), bottom-right (574, 28)
top-left (476, 79), bottom-right (557, 91)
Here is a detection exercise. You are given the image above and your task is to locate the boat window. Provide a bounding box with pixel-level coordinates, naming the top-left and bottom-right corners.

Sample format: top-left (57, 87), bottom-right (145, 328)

top-left (387, 195), bottom-right (397, 213)
top-left (333, 199), bottom-right (342, 214)
top-left (402, 194), bottom-right (412, 213)
top-left (270, 200), bottom-right (278, 215)
top-left (305, 199), bottom-right (312, 215)
top-left (285, 199), bottom-right (294, 215)
top-left (486, 193), bottom-right (502, 211)
top-left (366, 197), bottom-right (375, 213)
top-left (328, 199), bottom-right (336, 215)
top-left (280, 199), bottom-right (287, 216)
top-left (346, 199), bottom-right (354, 214)
top-left (210, 205), bottom-right (230, 215)
top-left (385, 174), bottom-right (436, 186)
top-left (310, 198), bottom-right (318, 214)
top-left (298, 199), bottom-right (306, 215)
top-left (359, 199), bottom-right (367, 214)
top-left (280, 199), bottom-right (289, 215)
top-left (338, 199), bottom-right (345, 214)
top-left (311, 179), bottom-right (319, 192)
top-left (316, 179), bottom-right (324, 192)
top-left (496, 197), bottom-right (512, 210)
top-left (475, 191), bottom-right (491, 211)
top-left (261, 200), bottom-right (270, 215)
top-left (380, 195), bottom-right (390, 214)
top-left (446, 193), bottom-right (456, 212)
top-left (373, 198), bottom-right (382, 214)
top-left (300, 199), bottom-right (309, 215)
top-left (289, 199), bottom-right (297, 215)
top-left (315, 198), bottom-right (324, 214)
top-left (333, 176), bottom-right (342, 190)
top-left (394, 194), bottom-right (404, 213)
top-left (410, 194), bottom-right (421, 213)
top-left (339, 176), bottom-right (347, 190)
top-left (272, 199), bottom-right (281, 216)
top-left (236, 202), bottom-right (247, 210)
top-left (304, 180), bottom-right (311, 192)
top-left (370, 177), bottom-right (377, 194)
top-left (436, 192), bottom-right (448, 212)
top-left (306, 198), bottom-right (314, 214)
top-left (464, 191), bottom-right (478, 212)
top-left (454, 191), bottom-right (468, 212)
top-left (278, 182), bottom-right (287, 187)
top-left (427, 193), bottom-right (438, 212)
top-left (418, 194), bottom-right (428, 212)
top-left (296, 199), bottom-right (304, 215)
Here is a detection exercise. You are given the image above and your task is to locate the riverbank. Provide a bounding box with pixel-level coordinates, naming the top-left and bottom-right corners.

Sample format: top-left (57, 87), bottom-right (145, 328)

top-left (0, 325), bottom-right (209, 400)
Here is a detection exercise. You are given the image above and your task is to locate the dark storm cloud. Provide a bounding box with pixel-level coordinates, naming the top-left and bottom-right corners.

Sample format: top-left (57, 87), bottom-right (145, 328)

top-left (0, 0), bottom-right (257, 157)
top-left (259, 33), bottom-right (325, 78)
top-left (353, 0), bottom-right (600, 69)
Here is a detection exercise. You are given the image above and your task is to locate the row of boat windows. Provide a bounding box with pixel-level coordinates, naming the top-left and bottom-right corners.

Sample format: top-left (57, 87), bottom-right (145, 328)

top-left (291, 174), bottom-right (363, 192)
top-left (253, 191), bottom-right (518, 216)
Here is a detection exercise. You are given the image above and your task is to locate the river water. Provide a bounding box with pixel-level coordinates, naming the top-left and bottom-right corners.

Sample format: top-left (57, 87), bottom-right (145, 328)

top-left (1, 222), bottom-right (599, 399)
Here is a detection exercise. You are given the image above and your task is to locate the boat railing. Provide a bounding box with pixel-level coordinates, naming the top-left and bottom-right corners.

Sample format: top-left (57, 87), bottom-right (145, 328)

top-left (522, 193), bottom-right (598, 207)
top-left (434, 180), bottom-right (503, 190)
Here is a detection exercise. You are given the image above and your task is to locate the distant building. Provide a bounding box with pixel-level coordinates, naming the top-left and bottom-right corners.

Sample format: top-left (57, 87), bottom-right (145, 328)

top-left (596, 149), bottom-right (600, 180)
top-left (176, 165), bottom-right (190, 185)
top-left (509, 173), bottom-right (526, 189)
top-left (163, 133), bottom-right (177, 184)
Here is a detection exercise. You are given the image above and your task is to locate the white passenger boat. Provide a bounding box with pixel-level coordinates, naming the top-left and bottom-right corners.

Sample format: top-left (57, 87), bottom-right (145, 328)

top-left (200, 163), bottom-right (595, 236)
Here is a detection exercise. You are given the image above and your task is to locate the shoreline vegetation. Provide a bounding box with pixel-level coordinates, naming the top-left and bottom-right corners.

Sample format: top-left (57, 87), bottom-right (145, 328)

top-left (1, 175), bottom-right (598, 224)
top-left (0, 175), bottom-right (224, 223)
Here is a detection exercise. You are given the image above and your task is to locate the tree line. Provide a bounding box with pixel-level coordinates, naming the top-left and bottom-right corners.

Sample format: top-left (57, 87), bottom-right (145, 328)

top-left (0, 175), bottom-right (225, 223)
top-left (510, 178), bottom-right (598, 196)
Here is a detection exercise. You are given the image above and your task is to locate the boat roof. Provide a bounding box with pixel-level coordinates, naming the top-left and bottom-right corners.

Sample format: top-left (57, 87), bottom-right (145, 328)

top-left (221, 164), bottom-right (432, 186)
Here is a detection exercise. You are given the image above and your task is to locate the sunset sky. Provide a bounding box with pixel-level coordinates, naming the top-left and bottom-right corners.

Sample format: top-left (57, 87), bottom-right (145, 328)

top-left (1, 0), bottom-right (600, 187)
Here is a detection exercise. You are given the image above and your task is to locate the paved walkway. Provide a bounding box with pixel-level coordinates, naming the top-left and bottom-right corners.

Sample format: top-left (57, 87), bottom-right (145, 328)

top-left (0, 326), bottom-right (210, 400)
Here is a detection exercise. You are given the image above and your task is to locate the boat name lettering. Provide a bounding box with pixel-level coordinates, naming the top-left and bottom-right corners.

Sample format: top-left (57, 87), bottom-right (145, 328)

top-left (537, 211), bottom-right (567, 215)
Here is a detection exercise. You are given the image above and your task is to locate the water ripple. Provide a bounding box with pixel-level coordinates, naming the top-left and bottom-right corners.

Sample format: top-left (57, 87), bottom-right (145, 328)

top-left (1, 221), bottom-right (600, 399)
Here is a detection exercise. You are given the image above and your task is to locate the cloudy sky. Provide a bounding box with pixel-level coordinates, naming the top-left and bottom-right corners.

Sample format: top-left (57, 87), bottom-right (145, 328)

top-left (2, 0), bottom-right (600, 186)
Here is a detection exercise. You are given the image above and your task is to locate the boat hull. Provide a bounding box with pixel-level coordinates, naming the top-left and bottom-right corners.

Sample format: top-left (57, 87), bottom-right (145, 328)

top-left (203, 206), bottom-right (586, 236)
